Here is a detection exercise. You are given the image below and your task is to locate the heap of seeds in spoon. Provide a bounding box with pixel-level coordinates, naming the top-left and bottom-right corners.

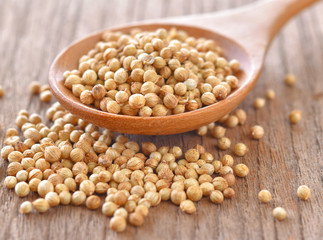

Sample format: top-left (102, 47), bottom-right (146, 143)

top-left (63, 28), bottom-right (240, 116)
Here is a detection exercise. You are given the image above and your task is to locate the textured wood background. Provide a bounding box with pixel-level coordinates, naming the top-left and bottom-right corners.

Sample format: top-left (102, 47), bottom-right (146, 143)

top-left (0, 0), bottom-right (322, 239)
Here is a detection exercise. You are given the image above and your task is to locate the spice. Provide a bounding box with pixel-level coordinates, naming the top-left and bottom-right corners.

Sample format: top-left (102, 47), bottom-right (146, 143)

top-left (59, 191), bottom-right (71, 205)
top-left (40, 90), bottom-right (52, 102)
top-left (171, 189), bottom-right (186, 205)
top-left (284, 74), bottom-right (296, 86)
top-left (72, 191), bottom-right (87, 205)
top-left (37, 180), bottom-right (54, 197)
top-left (250, 125), bottom-right (264, 139)
top-left (253, 98), bottom-right (266, 109)
top-left (258, 190), bottom-right (272, 203)
top-left (180, 200), bottom-right (196, 214)
top-left (102, 202), bottom-right (118, 216)
top-left (19, 201), bottom-right (32, 214)
top-left (63, 28), bottom-right (240, 116)
top-left (129, 212), bottom-right (145, 226)
top-left (217, 137), bottom-right (231, 150)
top-left (1, 100), bottom-right (257, 232)
top-left (233, 164), bottom-right (249, 177)
top-left (4, 176), bottom-right (17, 189)
top-left (45, 192), bottom-right (60, 207)
top-left (15, 182), bottom-right (30, 197)
top-left (272, 207), bottom-right (287, 221)
top-left (0, 86), bottom-right (4, 97)
top-left (266, 89), bottom-right (275, 99)
top-left (86, 195), bottom-right (101, 210)
top-left (110, 216), bottom-right (127, 232)
top-left (223, 187), bottom-right (235, 199)
top-left (186, 186), bottom-right (203, 202)
top-left (297, 185), bottom-right (310, 200)
top-left (210, 190), bottom-right (224, 204)
top-left (29, 81), bottom-right (41, 94)
top-left (33, 198), bottom-right (50, 213)
top-left (289, 110), bottom-right (302, 124)
top-left (234, 143), bottom-right (248, 157)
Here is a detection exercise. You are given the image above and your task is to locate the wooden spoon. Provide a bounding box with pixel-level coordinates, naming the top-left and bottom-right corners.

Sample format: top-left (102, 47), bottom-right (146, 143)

top-left (49, 0), bottom-right (317, 135)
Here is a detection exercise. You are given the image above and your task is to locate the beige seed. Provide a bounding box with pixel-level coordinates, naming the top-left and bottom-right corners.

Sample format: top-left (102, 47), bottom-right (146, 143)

top-left (289, 110), bottom-right (302, 124)
top-left (180, 200), bottom-right (196, 214)
top-left (272, 207), bottom-right (287, 221)
top-left (297, 185), bottom-right (310, 200)
top-left (15, 182), bottom-right (30, 197)
top-left (19, 201), bottom-right (32, 214)
top-left (233, 164), bottom-right (249, 177)
top-left (109, 216), bottom-right (127, 232)
top-left (250, 125), bottom-right (264, 139)
top-left (33, 198), bottom-right (50, 213)
top-left (258, 190), bottom-right (272, 203)
top-left (210, 190), bottom-right (224, 204)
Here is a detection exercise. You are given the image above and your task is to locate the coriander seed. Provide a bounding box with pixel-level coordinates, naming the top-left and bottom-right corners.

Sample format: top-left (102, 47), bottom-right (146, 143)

top-left (33, 198), bottom-right (50, 213)
top-left (102, 202), bottom-right (118, 216)
top-left (210, 190), bottom-right (224, 204)
top-left (211, 126), bottom-right (226, 139)
top-left (253, 98), bottom-right (266, 109)
top-left (0, 86), bottom-right (4, 97)
top-left (223, 188), bottom-right (235, 199)
top-left (129, 212), bottom-right (145, 227)
top-left (19, 201), bottom-right (32, 214)
top-left (110, 216), bottom-right (127, 232)
top-left (186, 186), bottom-right (203, 202)
top-left (45, 192), bottom-right (60, 207)
top-left (233, 164), bottom-right (249, 177)
top-left (217, 137), bottom-right (231, 150)
top-left (297, 185), bottom-right (310, 200)
top-left (266, 89), bottom-right (275, 99)
top-left (86, 195), bottom-right (101, 210)
top-left (29, 81), bottom-right (41, 94)
top-left (250, 125), bottom-right (264, 139)
top-left (284, 74), bottom-right (296, 86)
top-left (234, 143), bottom-right (248, 157)
top-left (15, 182), bottom-right (30, 197)
top-left (180, 200), bottom-right (196, 214)
top-left (272, 207), bottom-right (287, 221)
top-left (171, 189), bottom-right (186, 205)
top-left (4, 176), bottom-right (17, 189)
top-left (258, 190), bottom-right (272, 203)
top-left (289, 110), bottom-right (302, 124)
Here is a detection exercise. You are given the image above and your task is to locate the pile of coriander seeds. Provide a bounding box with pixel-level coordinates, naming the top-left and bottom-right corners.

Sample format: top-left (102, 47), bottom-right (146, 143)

top-left (2, 102), bottom-right (249, 232)
top-left (63, 28), bottom-right (240, 116)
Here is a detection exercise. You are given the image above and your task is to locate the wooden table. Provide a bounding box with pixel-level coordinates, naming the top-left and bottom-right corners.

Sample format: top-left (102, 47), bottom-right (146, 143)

top-left (0, 0), bottom-right (322, 239)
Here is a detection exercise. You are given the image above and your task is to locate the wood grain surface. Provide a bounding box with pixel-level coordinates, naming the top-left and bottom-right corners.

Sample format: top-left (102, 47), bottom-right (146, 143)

top-left (0, 0), bottom-right (322, 239)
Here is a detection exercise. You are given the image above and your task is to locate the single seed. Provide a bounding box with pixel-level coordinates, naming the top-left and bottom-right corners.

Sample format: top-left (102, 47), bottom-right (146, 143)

top-left (258, 190), bottom-right (272, 203)
top-left (266, 89), bottom-right (275, 99)
top-left (253, 98), bottom-right (266, 109)
top-left (250, 125), bottom-right (264, 139)
top-left (284, 74), bottom-right (296, 86)
top-left (272, 207), bottom-right (287, 221)
top-left (234, 143), bottom-right (248, 157)
top-left (297, 185), bottom-right (310, 200)
top-left (109, 216), bottom-right (127, 232)
top-left (86, 195), bottom-right (101, 210)
top-left (210, 190), bottom-right (224, 204)
top-left (180, 200), bottom-right (196, 214)
top-left (289, 110), bottom-right (302, 124)
top-left (19, 201), bottom-right (33, 214)
top-left (233, 164), bottom-right (249, 177)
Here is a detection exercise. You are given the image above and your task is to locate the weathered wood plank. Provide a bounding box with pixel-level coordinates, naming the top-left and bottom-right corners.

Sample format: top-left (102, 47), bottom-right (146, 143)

top-left (0, 0), bottom-right (322, 239)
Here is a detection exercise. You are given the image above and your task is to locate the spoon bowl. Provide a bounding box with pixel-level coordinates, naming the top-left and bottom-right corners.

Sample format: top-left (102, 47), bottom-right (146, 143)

top-left (49, 0), bottom-right (317, 135)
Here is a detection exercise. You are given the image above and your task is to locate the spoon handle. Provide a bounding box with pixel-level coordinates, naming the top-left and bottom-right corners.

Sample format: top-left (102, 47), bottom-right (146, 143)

top-left (163, 0), bottom-right (318, 64)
